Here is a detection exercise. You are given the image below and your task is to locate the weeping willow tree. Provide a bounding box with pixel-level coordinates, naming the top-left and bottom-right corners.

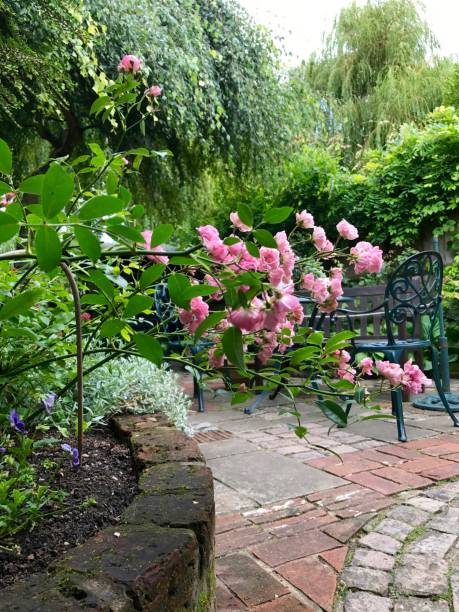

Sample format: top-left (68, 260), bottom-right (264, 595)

top-left (299, 0), bottom-right (453, 156)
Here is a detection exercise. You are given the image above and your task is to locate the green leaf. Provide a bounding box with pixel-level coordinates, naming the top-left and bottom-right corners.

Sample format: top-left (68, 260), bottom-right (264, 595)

top-left (168, 256), bottom-right (195, 265)
top-left (194, 311), bottom-right (227, 341)
top-left (168, 273), bottom-right (191, 309)
top-left (222, 326), bottom-right (245, 370)
top-left (253, 229), bottom-right (277, 248)
top-left (223, 236), bottom-right (241, 245)
top-left (263, 207), bottom-right (293, 224)
top-left (74, 226), bottom-right (101, 263)
top-left (100, 318), bottom-right (125, 338)
top-left (109, 225), bottom-right (144, 243)
top-left (79, 195), bottom-right (123, 220)
top-left (133, 333), bottom-right (163, 365)
top-left (125, 294), bottom-right (153, 318)
top-left (41, 163), bottom-right (73, 219)
top-left (35, 227), bottom-right (62, 271)
top-left (245, 241), bottom-right (260, 258)
top-left (325, 330), bottom-right (356, 353)
top-left (307, 331), bottom-right (324, 346)
top-left (184, 284), bottom-right (218, 299)
top-left (0, 180), bottom-right (12, 195)
top-left (0, 288), bottom-right (43, 320)
top-left (87, 269), bottom-right (115, 299)
top-left (316, 399), bottom-right (348, 427)
top-left (294, 425), bottom-right (308, 438)
top-left (80, 293), bottom-right (109, 305)
top-left (236, 203), bottom-right (253, 228)
top-left (131, 204), bottom-right (145, 218)
top-left (150, 223), bottom-right (173, 247)
top-left (289, 345), bottom-right (320, 366)
top-left (0, 212), bottom-right (19, 244)
top-left (19, 175), bottom-right (44, 195)
top-left (90, 95), bottom-right (111, 115)
top-left (139, 264), bottom-right (166, 289)
top-left (0, 139), bottom-right (12, 175)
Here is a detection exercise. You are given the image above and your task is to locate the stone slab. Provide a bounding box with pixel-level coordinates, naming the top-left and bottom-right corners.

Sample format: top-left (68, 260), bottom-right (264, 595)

top-left (340, 566), bottom-right (390, 595)
top-left (199, 438), bottom-right (259, 460)
top-left (208, 451), bottom-right (347, 504)
top-left (405, 530), bottom-right (456, 557)
top-left (344, 591), bottom-right (391, 612)
top-left (214, 481), bottom-right (258, 513)
top-left (347, 419), bottom-right (437, 442)
top-left (394, 554), bottom-right (449, 596)
top-left (394, 597), bottom-right (449, 612)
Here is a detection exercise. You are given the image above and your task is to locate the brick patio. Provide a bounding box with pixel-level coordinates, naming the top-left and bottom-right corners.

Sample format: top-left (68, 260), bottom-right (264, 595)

top-left (182, 374), bottom-right (459, 611)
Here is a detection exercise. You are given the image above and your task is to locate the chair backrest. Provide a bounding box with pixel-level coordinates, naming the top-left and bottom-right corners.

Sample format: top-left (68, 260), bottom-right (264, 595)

top-left (384, 251), bottom-right (443, 344)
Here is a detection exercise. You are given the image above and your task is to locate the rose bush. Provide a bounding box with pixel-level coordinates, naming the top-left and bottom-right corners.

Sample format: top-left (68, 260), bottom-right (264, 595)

top-left (0, 54), bottom-right (428, 462)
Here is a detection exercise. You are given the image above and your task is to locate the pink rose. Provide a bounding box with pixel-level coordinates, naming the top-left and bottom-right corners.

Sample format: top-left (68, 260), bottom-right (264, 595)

top-left (145, 85), bottom-right (162, 97)
top-left (0, 192), bottom-right (15, 206)
top-left (359, 357), bottom-right (373, 376)
top-left (259, 247), bottom-right (280, 271)
top-left (336, 219), bottom-right (359, 240)
top-left (81, 312), bottom-right (92, 321)
top-left (208, 347), bottom-right (225, 369)
top-left (178, 296), bottom-right (209, 334)
top-left (376, 360), bottom-right (404, 386)
top-left (296, 210), bottom-right (315, 229)
top-left (117, 54), bottom-right (142, 74)
top-left (351, 241), bottom-right (383, 274)
top-left (312, 226), bottom-right (333, 253)
top-left (301, 273), bottom-right (315, 291)
top-left (402, 360), bottom-right (432, 394)
top-left (140, 230), bottom-right (169, 264)
top-left (230, 211), bottom-right (252, 232)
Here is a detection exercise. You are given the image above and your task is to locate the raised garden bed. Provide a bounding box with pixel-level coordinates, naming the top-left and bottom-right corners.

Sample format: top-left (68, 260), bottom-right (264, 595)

top-left (0, 414), bottom-right (216, 611)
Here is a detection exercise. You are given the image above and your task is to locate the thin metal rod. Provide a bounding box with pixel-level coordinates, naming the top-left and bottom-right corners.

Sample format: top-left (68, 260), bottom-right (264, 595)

top-left (433, 236), bottom-right (451, 392)
top-left (60, 262), bottom-right (84, 459)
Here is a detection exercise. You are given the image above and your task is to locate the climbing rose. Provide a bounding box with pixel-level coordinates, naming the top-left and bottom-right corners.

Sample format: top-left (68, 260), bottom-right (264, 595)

top-left (140, 230), bottom-right (169, 264)
top-left (228, 300), bottom-right (264, 333)
top-left (208, 347), bottom-right (224, 369)
top-left (301, 273), bottom-right (315, 291)
top-left (296, 210), bottom-right (314, 229)
top-left (312, 226), bottom-right (333, 253)
top-left (402, 360), bottom-right (432, 394)
top-left (359, 357), bottom-right (373, 376)
top-left (230, 211), bottom-right (251, 232)
top-left (81, 312), bottom-right (92, 321)
top-left (351, 241), bottom-right (383, 274)
top-left (336, 350), bottom-right (356, 383)
top-left (145, 85), bottom-right (162, 97)
top-left (117, 54), bottom-right (141, 73)
top-left (178, 297), bottom-right (209, 334)
top-left (336, 219), bottom-right (359, 240)
top-left (0, 192), bottom-right (15, 206)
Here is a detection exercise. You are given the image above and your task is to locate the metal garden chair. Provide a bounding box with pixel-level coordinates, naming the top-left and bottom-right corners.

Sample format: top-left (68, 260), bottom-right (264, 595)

top-left (330, 251), bottom-right (459, 441)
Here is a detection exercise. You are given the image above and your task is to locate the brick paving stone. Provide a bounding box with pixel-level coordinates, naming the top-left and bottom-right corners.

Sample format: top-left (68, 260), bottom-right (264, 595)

top-left (216, 513), bottom-right (250, 534)
top-left (276, 556), bottom-right (337, 611)
top-left (267, 508), bottom-right (336, 536)
top-left (244, 499), bottom-right (313, 525)
top-left (374, 517), bottom-right (413, 541)
top-left (360, 449), bottom-right (407, 465)
top-left (405, 495), bottom-right (446, 513)
top-left (402, 438), bottom-right (446, 450)
top-left (217, 553), bottom-right (289, 607)
top-left (405, 530), bottom-right (456, 557)
top-left (421, 442), bottom-right (459, 456)
top-left (340, 565), bottom-right (391, 595)
top-left (428, 507), bottom-right (459, 535)
top-left (344, 591), bottom-right (391, 612)
top-left (216, 525), bottom-right (270, 557)
top-left (376, 444), bottom-right (420, 459)
top-left (359, 531), bottom-right (402, 554)
top-left (352, 548), bottom-right (395, 571)
top-left (422, 461), bottom-right (459, 481)
top-left (439, 451), bottom-right (459, 462)
top-left (307, 483), bottom-right (367, 505)
top-left (306, 455), bottom-right (382, 476)
top-left (250, 529), bottom-right (339, 566)
top-left (216, 578), bottom-right (246, 610)
top-left (319, 546), bottom-right (348, 571)
top-left (393, 597), bottom-right (449, 612)
top-left (393, 554), bottom-right (449, 596)
top-left (371, 466), bottom-right (432, 488)
top-left (321, 513), bottom-right (375, 543)
top-left (346, 471), bottom-right (407, 495)
top-left (396, 456), bottom-right (452, 474)
top-left (335, 495), bottom-right (395, 519)
top-left (251, 595), bottom-right (314, 611)
top-left (385, 504), bottom-right (429, 525)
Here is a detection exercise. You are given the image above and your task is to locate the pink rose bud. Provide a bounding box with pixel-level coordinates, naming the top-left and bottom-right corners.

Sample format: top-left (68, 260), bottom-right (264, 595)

top-left (0, 192), bottom-right (15, 206)
top-left (117, 54), bottom-right (142, 74)
top-left (336, 219), bottom-right (359, 240)
top-left (145, 85), bottom-right (162, 97)
top-left (296, 210), bottom-right (315, 229)
top-left (229, 211), bottom-right (252, 232)
top-left (81, 312), bottom-right (92, 321)
top-left (122, 157), bottom-right (129, 166)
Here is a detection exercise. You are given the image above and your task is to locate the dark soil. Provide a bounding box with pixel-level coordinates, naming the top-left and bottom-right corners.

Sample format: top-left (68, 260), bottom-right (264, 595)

top-left (0, 427), bottom-right (137, 590)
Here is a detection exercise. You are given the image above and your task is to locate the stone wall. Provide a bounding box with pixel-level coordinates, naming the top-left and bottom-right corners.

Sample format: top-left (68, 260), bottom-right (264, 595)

top-left (1, 413), bottom-right (216, 612)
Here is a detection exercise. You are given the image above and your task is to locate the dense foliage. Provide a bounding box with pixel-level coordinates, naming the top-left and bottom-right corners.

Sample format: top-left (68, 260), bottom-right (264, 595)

top-left (297, 0), bottom-right (452, 155)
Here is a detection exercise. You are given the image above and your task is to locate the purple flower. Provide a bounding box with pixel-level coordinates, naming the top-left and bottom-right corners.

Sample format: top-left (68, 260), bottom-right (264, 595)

top-left (8, 409), bottom-right (26, 434)
top-left (0, 447), bottom-right (6, 453)
top-left (61, 443), bottom-right (80, 467)
top-left (40, 392), bottom-right (57, 414)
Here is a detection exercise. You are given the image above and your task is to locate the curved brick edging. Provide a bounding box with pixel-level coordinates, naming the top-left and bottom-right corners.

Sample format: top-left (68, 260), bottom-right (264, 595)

top-left (0, 413), bottom-right (216, 612)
